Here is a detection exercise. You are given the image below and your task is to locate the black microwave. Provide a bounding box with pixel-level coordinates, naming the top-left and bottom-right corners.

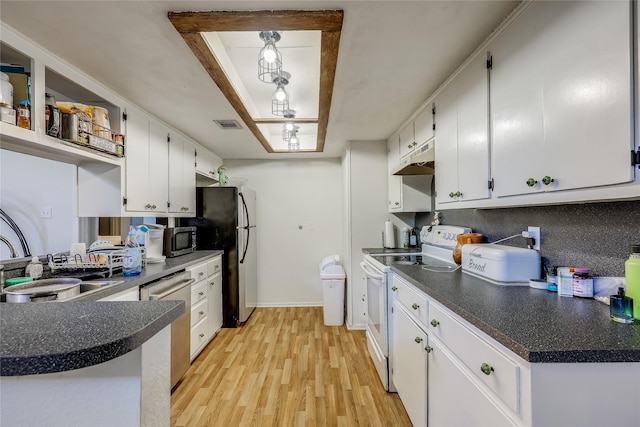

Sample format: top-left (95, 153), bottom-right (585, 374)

top-left (163, 226), bottom-right (197, 257)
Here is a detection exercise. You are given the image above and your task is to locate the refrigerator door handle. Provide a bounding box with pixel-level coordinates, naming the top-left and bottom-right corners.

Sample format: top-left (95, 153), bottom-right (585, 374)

top-left (238, 191), bottom-right (252, 264)
top-left (240, 227), bottom-right (250, 264)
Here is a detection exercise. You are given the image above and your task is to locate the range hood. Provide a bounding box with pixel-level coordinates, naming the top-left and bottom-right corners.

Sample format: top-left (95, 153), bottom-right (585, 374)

top-left (392, 140), bottom-right (435, 175)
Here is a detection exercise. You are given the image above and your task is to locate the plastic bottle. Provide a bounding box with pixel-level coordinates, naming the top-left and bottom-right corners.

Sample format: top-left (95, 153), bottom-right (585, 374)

top-left (401, 227), bottom-right (410, 248)
top-left (26, 256), bottom-right (43, 280)
top-left (16, 100), bottom-right (30, 129)
top-left (123, 225), bottom-right (142, 276)
top-left (45, 93), bottom-right (60, 137)
top-left (624, 244), bottom-right (640, 319)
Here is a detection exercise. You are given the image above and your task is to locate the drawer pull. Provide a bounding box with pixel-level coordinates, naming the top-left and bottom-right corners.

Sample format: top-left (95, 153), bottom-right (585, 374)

top-left (199, 333), bottom-right (205, 338)
top-left (430, 319), bottom-right (439, 327)
top-left (411, 303), bottom-right (419, 310)
top-left (414, 337), bottom-right (423, 344)
top-left (424, 345), bottom-right (433, 353)
top-left (391, 286), bottom-right (398, 291)
top-left (199, 311), bottom-right (204, 315)
top-left (199, 291), bottom-right (204, 296)
top-left (480, 363), bottom-right (494, 376)
top-left (526, 178), bottom-right (538, 187)
top-left (199, 272), bottom-right (204, 277)
top-left (542, 175), bottom-right (554, 186)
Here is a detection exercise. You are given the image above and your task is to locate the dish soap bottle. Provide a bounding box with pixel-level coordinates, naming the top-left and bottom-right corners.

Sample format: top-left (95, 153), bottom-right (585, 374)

top-left (625, 244), bottom-right (640, 319)
top-left (123, 226), bottom-right (142, 276)
top-left (26, 256), bottom-right (43, 280)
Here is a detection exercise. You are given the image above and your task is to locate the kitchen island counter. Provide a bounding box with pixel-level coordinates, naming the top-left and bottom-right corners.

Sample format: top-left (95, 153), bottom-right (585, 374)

top-left (0, 250), bottom-right (224, 376)
top-left (388, 261), bottom-right (640, 363)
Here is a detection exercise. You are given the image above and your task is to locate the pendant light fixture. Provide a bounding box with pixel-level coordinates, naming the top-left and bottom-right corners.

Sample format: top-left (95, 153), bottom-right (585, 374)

top-left (288, 128), bottom-right (300, 152)
top-left (282, 109), bottom-right (297, 141)
top-left (271, 71), bottom-right (291, 116)
top-left (258, 31), bottom-right (282, 83)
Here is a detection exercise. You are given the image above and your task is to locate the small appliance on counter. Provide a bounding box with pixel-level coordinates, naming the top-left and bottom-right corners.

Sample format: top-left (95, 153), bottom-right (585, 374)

top-left (163, 226), bottom-right (196, 258)
top-left (143, 224), bottom-right (166, 263)
top-left (461, 244), bottom-right (541, 285)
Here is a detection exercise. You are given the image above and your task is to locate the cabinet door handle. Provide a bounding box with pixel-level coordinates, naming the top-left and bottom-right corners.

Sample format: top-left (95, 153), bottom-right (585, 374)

top-left (412, 142), bottom-right (417, 147)
top-left (526, 178), bottom-right (538, 187)
top-left (411, 303), bottom-right (420, 310)
top-left (199, 272), bottom-right (204, 277)
top-left (542, 175), bottom-right (554, 186)
top-left (430, 319), bottom-right (439, 327)
top-left (425, 345), bottom-right (433, 353)
top-left (408, 144), bottom-right (413, 149)
top-left (199, 333), bottom-right (205, 338)
top-left (449, 192), bottom-right (455, 198)
top-left (414, 337), bottom-right (423, 344)
top-left (199, 311), bottom-right (204, 315)
top-left (480, 363), bottom-right (494, 375)
top-left (394, 202), bottom-right (400, 206)
top-left (391, 286), bottom-right (398, 291)
top-left (455, 191), bottom-right (462, 198)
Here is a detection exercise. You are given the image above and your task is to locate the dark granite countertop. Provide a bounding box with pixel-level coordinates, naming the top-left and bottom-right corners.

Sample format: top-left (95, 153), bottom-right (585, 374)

top-left (0, 250), bottom-right (223, 376)
top-left (363, 247), bottom-right (422, 254)
top-left (378, 258), bottom-right (640, 364)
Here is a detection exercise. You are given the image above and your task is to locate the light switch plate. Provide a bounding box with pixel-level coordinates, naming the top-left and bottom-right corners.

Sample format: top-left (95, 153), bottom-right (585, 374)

top-left (40, 207), bottom-right (52, 218)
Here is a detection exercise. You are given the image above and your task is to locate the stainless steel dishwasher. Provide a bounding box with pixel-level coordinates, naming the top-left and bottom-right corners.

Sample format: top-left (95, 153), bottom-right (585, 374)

top-left (140, 271), bottom-right (194, 389)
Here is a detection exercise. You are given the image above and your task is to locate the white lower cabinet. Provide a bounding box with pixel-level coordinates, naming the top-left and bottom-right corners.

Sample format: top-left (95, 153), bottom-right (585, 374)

top-left (428, 335), bottom-right (514, 427)
top-left (187, 255), bottom-right (223, 361)
top-left (392, 300), bottom-right (428, 427)
top-left (98, 286), bottom-right (140, 301)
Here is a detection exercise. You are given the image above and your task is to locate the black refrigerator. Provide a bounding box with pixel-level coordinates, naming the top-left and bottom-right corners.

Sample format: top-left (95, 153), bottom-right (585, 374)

top-left (180, 186), bottom-right (257, 327)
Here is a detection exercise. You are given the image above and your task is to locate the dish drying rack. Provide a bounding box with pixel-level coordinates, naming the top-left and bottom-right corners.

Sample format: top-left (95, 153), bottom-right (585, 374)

top-left (47, 247), bottom-right (146, 277)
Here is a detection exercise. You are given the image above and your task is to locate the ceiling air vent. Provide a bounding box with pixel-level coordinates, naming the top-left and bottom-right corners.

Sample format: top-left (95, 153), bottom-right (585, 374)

top-left (213, 119), bottom-right (243, 129)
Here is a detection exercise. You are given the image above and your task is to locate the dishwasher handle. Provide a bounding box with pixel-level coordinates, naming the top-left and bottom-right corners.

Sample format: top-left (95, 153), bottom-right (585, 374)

top-left (149, 278), bottom-right (195, 300)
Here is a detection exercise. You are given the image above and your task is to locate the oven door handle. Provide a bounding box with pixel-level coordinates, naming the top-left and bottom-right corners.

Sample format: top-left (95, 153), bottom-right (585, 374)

top-left (360, 262), bottom-right (384, 280)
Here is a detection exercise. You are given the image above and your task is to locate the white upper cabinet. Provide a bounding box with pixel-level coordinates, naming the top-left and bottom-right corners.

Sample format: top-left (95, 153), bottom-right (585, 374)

top-left (195, 146), bottom-right (223, 181)
top-left (399, 122), bottom-right (416, 158)
top-left (168, 132), bottom-right (196, 215)
top-left (414, 104), bottom-right (434, 147)
top-left (124, 107), bottom-right (168, 214)
top-left (435, 53), bottom-right (490, 207)
top-left (490, 0), bottom-right (634, 198)
top-left (388, 135), bottom-right (402, 211)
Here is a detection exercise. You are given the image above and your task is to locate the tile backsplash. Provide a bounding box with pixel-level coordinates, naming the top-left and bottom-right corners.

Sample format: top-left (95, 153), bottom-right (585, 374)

top-left (415, 199), bottom-right (640, 277)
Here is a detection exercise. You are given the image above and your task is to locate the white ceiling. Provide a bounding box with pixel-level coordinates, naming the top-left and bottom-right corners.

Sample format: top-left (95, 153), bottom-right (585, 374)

top-left (0, 0), bottom-right (520, 160)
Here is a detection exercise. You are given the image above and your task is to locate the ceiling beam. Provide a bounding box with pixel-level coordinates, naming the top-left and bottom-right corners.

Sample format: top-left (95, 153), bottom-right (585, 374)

top-left (253, 118), bottom-right (318, 124)
top-left (169, 9), bottom-right (343, 154)
top-left (168, 10), bottom-right (344, 32)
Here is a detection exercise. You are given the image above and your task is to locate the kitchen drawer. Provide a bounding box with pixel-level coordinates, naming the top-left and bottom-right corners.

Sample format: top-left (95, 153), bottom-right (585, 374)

top-left (188, 262), bottom-right (208, 282)
top-left (428, 300), bottom-right (520, 413)
top-left (191, 280), bottom-right (208, 306)
top-left (391, 275), bottom-right (428, 326)
top-left (207, 256), bottom-right (222, 277)
top-left (191, 298), bottom-right (208, 327)
top-left (208, 272), bottom-right (221, 289)
top-left (190, 317), bottom-right (209, 357)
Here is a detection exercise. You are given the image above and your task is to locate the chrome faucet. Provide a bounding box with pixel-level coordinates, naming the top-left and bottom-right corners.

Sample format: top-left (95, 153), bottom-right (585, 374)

top-left (0, 234), bottom-right (20, 258)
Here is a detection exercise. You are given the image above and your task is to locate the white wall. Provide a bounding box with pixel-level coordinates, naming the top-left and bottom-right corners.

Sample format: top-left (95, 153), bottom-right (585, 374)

top-left (224, 158), bottom-right (343, 306)
top-left (343, 141), bottom-right (389, 328)
top-left (0, 150), bottom-right (78, 260)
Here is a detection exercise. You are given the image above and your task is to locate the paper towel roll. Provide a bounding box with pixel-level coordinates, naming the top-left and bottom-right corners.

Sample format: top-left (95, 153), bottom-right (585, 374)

top-left (384, 221), bottom-right (395, 248)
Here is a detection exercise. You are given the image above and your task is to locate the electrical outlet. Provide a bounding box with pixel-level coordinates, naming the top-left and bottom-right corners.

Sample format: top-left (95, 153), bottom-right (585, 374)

top-left (40, 207), bottom-right (52, 218)
top-left (527, 226), bottom-right (541, 250)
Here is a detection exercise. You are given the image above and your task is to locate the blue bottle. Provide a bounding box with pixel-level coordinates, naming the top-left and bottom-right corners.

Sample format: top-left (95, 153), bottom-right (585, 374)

top-left (123, 226), bottom-right (141, 276)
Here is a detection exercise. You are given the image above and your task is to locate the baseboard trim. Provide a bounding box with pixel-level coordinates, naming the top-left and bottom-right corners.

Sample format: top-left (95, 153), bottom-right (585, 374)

top-left (256, 302), bottom-right (323, 308)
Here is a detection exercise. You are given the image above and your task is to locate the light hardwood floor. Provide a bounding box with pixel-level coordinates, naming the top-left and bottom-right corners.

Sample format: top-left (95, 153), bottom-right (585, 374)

top-left (170, 307), bottom-right (412, 426)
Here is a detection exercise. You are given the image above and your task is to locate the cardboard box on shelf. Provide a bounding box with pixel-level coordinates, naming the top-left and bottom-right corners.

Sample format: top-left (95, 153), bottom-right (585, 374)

top-left (6, 72), bottom-right (30, 108)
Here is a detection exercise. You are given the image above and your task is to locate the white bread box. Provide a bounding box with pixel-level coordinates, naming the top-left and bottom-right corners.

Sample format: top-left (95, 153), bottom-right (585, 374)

top-left (461, 244), bottom-right (541, 285)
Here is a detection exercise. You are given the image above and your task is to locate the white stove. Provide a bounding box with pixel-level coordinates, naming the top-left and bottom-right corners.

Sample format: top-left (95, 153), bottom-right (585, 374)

top-left (360, 225), bottom-right (471, 392)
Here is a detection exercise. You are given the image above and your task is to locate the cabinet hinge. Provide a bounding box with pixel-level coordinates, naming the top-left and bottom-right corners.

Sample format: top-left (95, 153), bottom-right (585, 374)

top-left (167, 202), bottom-right (171, 208)
top-left (488, 178), bottom-right (494, 190)
top-left (632, 150), bottom-right (640, 168)
top-left (432, 124), bottom-right (436, 131)
top-left (122, 197), bottom-right (127, 206)
top-left (432, 105), bottom-right (436, 115)
top-left (122, 112), bottom-right (127, 121)
top-left (167, 134), bottom-right (170, 143)
top-left (486, 55), bottom-right (493, 70)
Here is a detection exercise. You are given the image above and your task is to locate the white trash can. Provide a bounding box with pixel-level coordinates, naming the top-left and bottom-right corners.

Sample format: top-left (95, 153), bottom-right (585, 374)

top-left (320, 255), bottom-right (346, 326)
